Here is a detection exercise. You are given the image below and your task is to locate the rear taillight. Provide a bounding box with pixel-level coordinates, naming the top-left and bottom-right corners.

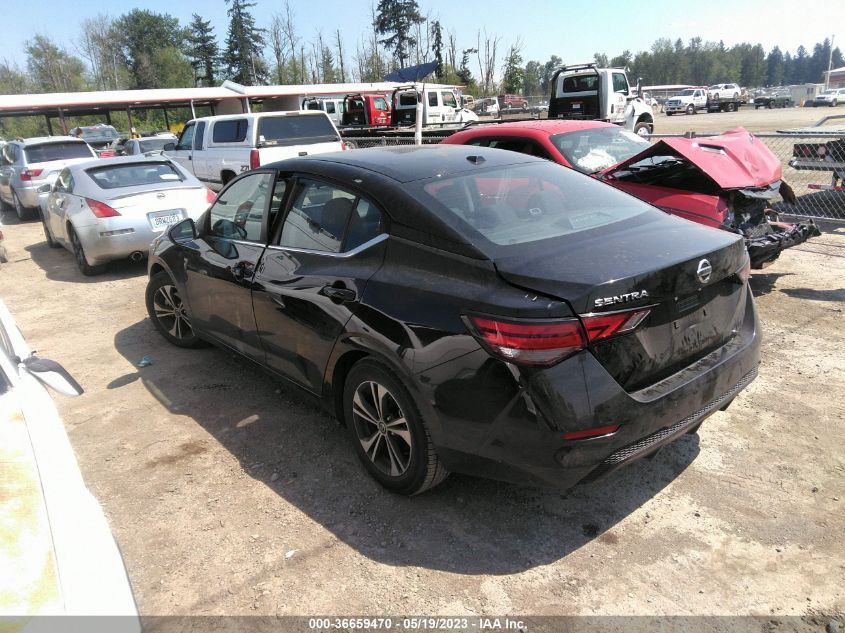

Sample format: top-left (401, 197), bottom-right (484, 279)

top-left (466, 307), bottom-right (652, 367)
top-left (206, 188), bottom-right (217, 204)
top-left (465, 315), bottom-right (587, 366)
top-left (20, 169), bottom-right (43, 181)
top-left (86, 198), bottom-right (121, 218)
top-left (249, 149), bottom-right (260, 170)
top-left (580, 309), bottom-right (652, 344)
top-left (735, 257), bottom-right (751, 284)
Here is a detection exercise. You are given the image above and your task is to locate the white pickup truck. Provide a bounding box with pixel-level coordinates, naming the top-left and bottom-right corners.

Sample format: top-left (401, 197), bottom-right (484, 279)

top-left (165, 111), bottom-right (344, 190)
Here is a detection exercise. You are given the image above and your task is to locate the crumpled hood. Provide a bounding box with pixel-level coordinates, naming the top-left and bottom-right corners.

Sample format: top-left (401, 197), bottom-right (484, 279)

top-left (600, 127), bottom-right (782, 190)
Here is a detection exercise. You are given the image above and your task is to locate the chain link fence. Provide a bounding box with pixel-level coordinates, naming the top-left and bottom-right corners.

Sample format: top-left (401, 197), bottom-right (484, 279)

top-left (344, 130), bottom-right (845, 222)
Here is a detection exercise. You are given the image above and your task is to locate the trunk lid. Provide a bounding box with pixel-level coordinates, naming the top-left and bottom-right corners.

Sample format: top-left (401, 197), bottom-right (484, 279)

top-left (105, 186), bottom-right (208, 231)
top-left (494, 214), bottom-right (749, 390)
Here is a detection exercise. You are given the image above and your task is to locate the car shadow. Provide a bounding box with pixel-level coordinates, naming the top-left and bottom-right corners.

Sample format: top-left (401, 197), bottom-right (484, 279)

top-left (748, 271), bottom-right (793, 296)
top-left (24, 240), bottom-right (147, 283)
top-left (113, 319), bottom-right (701, 575)
top-left (779, 286), bottom-right (845, 302)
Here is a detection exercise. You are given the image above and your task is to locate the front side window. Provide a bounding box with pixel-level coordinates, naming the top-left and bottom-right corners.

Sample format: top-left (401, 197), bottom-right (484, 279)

top-left (441, 91), bottom-right (457, 108)
top-left (176, 124), bottom-right (195, 151)
top-left (212, 119), bottom-right (248, 143)
top-left (55, 168), bottom-right (72, 193)
top-left (209, 172), bottom-right (273, 241)
top-left (374, 97), bottom-right (389, 111)
top-left (278, 179), bottom-right (382, 253)
top-left (612, 73), bottom-right (628, 94)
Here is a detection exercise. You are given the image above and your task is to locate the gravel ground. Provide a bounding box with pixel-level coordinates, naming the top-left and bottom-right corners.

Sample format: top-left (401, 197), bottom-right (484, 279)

top-left (0, 211), bottom-right (843, 623)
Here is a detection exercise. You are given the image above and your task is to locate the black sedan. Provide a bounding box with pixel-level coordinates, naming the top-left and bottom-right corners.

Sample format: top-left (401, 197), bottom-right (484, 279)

top-left (146, 145), bottom-right (761, 495)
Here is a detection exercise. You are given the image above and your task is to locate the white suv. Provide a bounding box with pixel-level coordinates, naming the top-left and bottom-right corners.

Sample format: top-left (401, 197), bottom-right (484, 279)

top-left (708, 83), bottom-right (741, 101)
top-left (814, 88), bottom-right (845, 107)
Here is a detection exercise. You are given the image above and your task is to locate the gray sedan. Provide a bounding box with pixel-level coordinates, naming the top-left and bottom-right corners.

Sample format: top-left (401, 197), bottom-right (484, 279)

top-left (40, 155), bottom-right (215, 275)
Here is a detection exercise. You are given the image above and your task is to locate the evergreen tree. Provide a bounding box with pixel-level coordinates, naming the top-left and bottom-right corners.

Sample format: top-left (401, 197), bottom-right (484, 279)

top-left (766, 46), bottom-right (784, 86)
top-left (187, 14), bottom-right (220, 87)
top-left (457, 48), bottom-right (476, 87)
top-left (224, 0), bottom-right (268, 85)
top-left (430, 20), bottom-right (443, 79)
top-left (500, 42), bottom-right (524, 94)
top-left (374, 0), bottom-right (423, 68)
top-left (113, 9), bottom-right (184, 89)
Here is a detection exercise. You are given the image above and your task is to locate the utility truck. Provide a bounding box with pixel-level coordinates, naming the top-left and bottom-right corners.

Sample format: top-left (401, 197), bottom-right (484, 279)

top-left (547, 64), bottom-right (655, 136)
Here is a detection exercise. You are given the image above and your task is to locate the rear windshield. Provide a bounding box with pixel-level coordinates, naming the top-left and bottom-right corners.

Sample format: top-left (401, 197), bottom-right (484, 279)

top-left (561, 75), bottom-right (598, 92)
top-left (137, 138), bottom-right (175, 152)
top-left (416, 161), bottom-right (650, 250)
top-left (86, 161), bottom-right (184, 189)
top-left (397, 93), bottom-right (417, 107)
top-left (257, 115), bottom-right (339, 146)
top-left (24, 142), bottom-right (93, 163)
top-left (78, 126), bottom-right (119, 142)
top-left (551, 127), bottom-right (650, 174)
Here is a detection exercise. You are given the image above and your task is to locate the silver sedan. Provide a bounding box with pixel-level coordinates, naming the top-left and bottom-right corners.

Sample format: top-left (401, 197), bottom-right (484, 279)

top-left (40, 156), bottom-right (215, 275)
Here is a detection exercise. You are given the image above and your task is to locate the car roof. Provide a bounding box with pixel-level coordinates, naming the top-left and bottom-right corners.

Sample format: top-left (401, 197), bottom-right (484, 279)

top-left (446, 119), bottom-right (615, 140)
top-left (275, 144), bottom-right (546, 183)
top-left (19, 136), bottom-right (84, 146)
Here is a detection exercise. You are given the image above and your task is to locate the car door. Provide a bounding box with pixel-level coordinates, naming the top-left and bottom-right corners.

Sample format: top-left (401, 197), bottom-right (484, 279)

top-left (178, 170), bottom-right (278, 359)
top-left (251, 176), bottom-right (387, 393)
top-left (168, 122), bottom-right (196, 174)
top-left (46, 168), bottom-right (74, 244)
top-left (0, 144), bottom-right (15, 202)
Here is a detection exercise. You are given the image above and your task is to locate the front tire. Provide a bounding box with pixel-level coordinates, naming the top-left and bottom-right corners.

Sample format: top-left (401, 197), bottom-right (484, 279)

top-left (69, 226), bottom-right (103, 276)
top-left (146, 271), bottom-right (204, 348)
top-left (633, 121), bottom-right (651, 138)
top-left (344, 359), bottom-right (448, 495)
top-left (686, 104), bottom-right (695, 115)
top-left (40, 210), bottom-right (60, 248)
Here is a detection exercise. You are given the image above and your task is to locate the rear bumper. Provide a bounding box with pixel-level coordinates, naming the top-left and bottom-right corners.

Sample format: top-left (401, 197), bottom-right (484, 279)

top-left (74, 220), bottom-right (169, 264)
top-left (16, 185), bottom-right (40, 208)
top-left (416, 285), bottom-right (761, 490)
top-left (745, 219), bottom-right (821, 269)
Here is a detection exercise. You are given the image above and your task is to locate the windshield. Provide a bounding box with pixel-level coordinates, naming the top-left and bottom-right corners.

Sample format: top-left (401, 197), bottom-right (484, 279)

top-left (677, 90), bottom-right (696, 97)
top-left (551, 127), bottom-right (650, 174)
top-left (415, 161), bottom-right (650, 250)
top-left (86, 161), bottom-right (184, 189)
top-left (24, 142), bottom-right (93, 163)
top-left (257, 115), bottom-right (339, 146)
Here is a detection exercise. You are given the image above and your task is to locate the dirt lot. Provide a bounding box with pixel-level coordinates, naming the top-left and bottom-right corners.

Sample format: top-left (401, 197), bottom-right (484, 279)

top-left (655, 103), bottom-right (840, 135)
top-left (0, 212), bottom-right (843, 622)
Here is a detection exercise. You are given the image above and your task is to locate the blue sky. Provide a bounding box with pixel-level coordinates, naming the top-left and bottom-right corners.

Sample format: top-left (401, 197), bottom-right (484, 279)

top-left (1, 0), bottom-right (841, 74)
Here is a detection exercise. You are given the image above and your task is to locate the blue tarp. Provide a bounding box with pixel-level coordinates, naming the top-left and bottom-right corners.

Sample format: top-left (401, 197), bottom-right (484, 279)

top-left (383, 61), bottom-right (438, 83)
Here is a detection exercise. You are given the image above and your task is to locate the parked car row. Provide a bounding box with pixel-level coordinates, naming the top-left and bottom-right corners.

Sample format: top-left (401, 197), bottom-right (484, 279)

top-left (6, 112), bottom-right (794, 497)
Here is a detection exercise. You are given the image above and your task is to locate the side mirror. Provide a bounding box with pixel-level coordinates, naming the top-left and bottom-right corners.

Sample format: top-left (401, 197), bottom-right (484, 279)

top-left (22, 356), bottom-right (83, 397)
top-left (163, 142), bottom-right (176, 151)
top-left (168, 218), bottom-right (197, 244)
top-left (37, 183), bottom-right (52, 194)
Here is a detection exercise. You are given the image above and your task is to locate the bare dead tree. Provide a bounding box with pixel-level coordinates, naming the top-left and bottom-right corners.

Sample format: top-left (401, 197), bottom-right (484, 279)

top-left (447, 30), bottom-right (457, 70)
top-left (269, 14), bottom-right (286, 84)
top-left (335, 29), bottom-right (346, 83)
top-left (476, 29), bottom-right (500, 96)
top-left (280, 1), bottom-right (300, 83)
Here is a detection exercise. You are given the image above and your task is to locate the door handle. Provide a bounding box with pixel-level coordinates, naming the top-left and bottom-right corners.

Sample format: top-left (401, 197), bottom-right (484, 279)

top-left (320, 285), bottom-right (356, 302)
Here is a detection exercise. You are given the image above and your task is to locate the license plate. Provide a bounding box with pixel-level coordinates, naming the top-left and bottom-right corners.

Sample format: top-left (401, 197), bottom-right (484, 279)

top-left (572, 102), bottom-right (582, 110)
top-left (149, 210), bottom-right (183, 230)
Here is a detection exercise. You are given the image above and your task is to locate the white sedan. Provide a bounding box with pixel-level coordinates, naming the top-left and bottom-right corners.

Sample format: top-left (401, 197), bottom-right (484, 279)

top-left (39, 155), bottom-right (215, 275)
top-left (0, 299), bottom-right (140, 626)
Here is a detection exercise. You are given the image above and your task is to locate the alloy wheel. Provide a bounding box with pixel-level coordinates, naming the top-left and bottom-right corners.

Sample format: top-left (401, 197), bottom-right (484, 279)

top-left (351, 380), bottom-right (412, 477)
top-left (152, 284), bottom-right (194, 340)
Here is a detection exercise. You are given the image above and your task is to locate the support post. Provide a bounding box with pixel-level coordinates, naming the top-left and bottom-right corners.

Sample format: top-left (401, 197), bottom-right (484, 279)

top-left (105, 110), bottom-right (112, 125)
top-left (58, 108), bottom-right (67, 135)
top-left (127, 107), bottom-right (135, 137)
top-left (163, 108), bottom-right (170, 131)
top-left (45, 115), bottom-right (54, 136)
top-left (190, 99), bottom-right (196, 119)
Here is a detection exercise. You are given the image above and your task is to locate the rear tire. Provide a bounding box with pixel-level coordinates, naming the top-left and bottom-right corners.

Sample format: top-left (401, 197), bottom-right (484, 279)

top-left (69, 226), bottom-right (103, 276)
top-left (146, 271), bottom-right (204, 348)
top-left (344, 359), bottom-right (448, 495)
top-left (13, 191), bottom-right (32, 221)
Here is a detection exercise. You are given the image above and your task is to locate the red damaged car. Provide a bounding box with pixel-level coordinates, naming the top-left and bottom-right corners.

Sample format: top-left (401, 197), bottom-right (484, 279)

top-left (443, 121), bottom-right (819, 268)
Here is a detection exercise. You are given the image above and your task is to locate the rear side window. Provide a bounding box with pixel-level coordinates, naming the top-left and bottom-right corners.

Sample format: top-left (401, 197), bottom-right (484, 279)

top-left (86, 162), bottom-right (184, 189)
top-left (212, 119), bottom-right (248, 143)
top-left (428, 92), bottom-right (438, 107)
top-left (417, 161), bottom-right (649, 249)
top-left (277, 179), bottom-right (382, 253)
top-left (194, 122), bottom-right (206, 149)
top-left (257, 115), bottom-right (338, 146)
top-left (24, 142), bottom-right (92, 163)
